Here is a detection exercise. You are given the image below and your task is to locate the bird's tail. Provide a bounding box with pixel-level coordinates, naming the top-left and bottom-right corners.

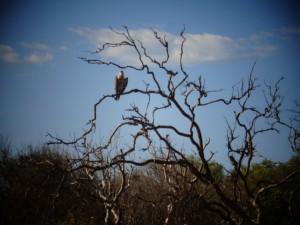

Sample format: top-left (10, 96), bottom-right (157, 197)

top-left (114, 95), bottom-right (120, 100)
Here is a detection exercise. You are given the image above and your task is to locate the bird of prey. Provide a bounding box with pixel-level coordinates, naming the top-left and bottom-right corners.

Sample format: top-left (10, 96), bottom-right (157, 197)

top-left (114, 71), bottom-right (128, 100)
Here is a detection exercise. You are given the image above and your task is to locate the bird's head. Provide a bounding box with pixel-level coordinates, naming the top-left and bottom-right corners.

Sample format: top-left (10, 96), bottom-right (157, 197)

top-left (118, 71), bottom-right (124, 79)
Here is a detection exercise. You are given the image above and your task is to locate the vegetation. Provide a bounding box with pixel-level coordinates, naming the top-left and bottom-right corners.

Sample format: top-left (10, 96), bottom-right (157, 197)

top-left (0, 145), bottom-right (299, 225)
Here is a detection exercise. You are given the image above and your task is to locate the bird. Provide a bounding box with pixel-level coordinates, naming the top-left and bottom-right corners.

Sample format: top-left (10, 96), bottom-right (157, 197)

top-left (114, 71), bottom-right (128, 100)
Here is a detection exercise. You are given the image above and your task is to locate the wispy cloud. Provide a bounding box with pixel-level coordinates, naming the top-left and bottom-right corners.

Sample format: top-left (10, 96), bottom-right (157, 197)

top-left (179, 33), bottom-right (239, 63)
top-left (0, 45), bottom-right (19, 63)
top-left (70, 27), bottom-right (277, 65)
top-left (21, 42), bottom-right (49, 51)
top-left (59, 45), bottom-right (68, 51)
top-left (24, 52), bottom-right (53, 64)
top-left (0, 42), bottom-right (53, 64)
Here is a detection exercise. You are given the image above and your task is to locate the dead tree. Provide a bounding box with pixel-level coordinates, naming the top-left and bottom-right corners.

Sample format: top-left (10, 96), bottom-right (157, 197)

top-left (64, 136), bottom-right (130, 225)
top-left (48, 26), bottom-right (299, 225)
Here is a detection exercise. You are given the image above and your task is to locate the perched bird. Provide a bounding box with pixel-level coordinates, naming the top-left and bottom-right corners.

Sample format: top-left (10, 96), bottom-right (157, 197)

top-left (114, 71), bottom-right (128, 100)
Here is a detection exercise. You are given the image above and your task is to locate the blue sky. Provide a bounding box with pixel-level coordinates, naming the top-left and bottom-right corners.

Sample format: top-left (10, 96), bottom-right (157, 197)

top-left (0, 0), bottom-right (299, 164)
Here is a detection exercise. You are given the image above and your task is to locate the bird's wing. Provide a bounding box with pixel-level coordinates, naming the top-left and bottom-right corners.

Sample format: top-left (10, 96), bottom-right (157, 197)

top-left (115, 75), bottom-right (122, 100)
top-left (120, 77), bottom-right (128, 93)
top-left (115, 76), bottom-right (119, 93)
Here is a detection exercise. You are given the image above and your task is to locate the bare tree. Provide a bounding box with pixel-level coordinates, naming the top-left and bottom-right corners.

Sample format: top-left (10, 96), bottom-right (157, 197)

top-left (48, 26), bottom-right (300, 225)
top-left (63, 135), bottom-right (131, 225)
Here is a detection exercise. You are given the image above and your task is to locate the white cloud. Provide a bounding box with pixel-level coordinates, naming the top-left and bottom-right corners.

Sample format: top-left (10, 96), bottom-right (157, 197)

top-left (0, 42), bottom-right (53, 64)
top-left (0, 45), bottom-right (19, 63)
top-left (21, 42), bottom-right (53, 64)
top-left (70, 27), bottom-right (277, 65)
top-left (21, 42), bottom-right (49, 51)
top-left (178, 33), bottom-right (239, 63)
top-left (59, 45), bottom-right (68, 51)
top-left (24, 52), bottom-right (53, 64)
